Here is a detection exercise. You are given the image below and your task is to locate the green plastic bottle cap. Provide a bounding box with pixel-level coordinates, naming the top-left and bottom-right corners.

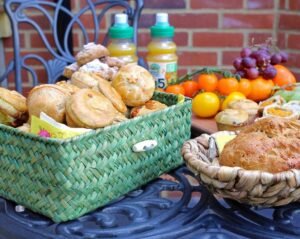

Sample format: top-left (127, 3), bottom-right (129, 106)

top-left (109, 13), bottom-right (134, 39)
top-left (151, 13), bottom-right (174, 38)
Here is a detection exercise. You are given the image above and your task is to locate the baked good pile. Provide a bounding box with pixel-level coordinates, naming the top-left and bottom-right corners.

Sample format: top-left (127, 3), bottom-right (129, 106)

top-left (0, 43), bottom-right (168, 135)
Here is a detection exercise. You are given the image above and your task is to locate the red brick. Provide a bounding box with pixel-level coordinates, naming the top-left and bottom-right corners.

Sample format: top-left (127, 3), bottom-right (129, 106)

top-left (21, 51), bottom-right (54, 65)
top-left (223, 14), bottom-right (274, 29)
top-left (248, 33), bottom-right (273, 45)
top-left (222, 51), bottom-right (240, 66)
top-left (285, 53), bottom-right (300, 68)
top-left (178, 52), bottom-right (217, 66)
top-left (289, 0), bottom-right (300, 10)
top-left (279, 0), bottom-right (287, 9)
top-left (170, 14), bottom-right (218, 29)
top-left (3, 34), bottom-right (26, 48)
top-left (193, 32), bottom-right (243, 47)
top-left (78, 13), bottom-right (106, 30)
top-left (140, 14), bottom-right (218, 29)
top-left (294, 72), bottom-right (300, 82)
top-left (19, 15), bottom-right (52, 30)
top-left (178, 69), bottom-right (188, 78)
top-left (247, 0), bottom-right (274, 9)
top-left (288, 34), bottom-right (300, 50)
top-left (276, 32), bottom-right (286, 49)
top-left (191, 0), bottom-right (243, 9)
top-left (138, 32), bottom-right (188, 47)
top-left (144, 0), bottom-right (186, 8)
top-left (29, 33), bottom-right (55, 48)
top-left (279, 14), bottom-right (300, 30)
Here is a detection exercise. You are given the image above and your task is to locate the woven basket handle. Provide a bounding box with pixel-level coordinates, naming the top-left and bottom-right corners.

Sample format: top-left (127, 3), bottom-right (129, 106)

top-left (132, 140), bottom-right (158, 152)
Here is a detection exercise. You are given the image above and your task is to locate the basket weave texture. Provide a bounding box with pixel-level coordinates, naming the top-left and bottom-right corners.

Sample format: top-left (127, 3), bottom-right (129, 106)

top-left (182, 134), bottom-right (300, 207)
top-left (0, 92), bottom-right (191, 222)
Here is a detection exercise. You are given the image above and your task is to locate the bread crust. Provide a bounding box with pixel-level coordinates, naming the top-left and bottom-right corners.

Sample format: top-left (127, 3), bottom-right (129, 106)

top-left (219, 117), bottom-right (300, 173)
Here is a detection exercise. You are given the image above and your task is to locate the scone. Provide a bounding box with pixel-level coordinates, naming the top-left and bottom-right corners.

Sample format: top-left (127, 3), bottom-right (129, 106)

top-left (75, 43), bottom-right (109, 66)
top-left (131, 100), bottom-right (168, 118)
top-left (219, 117), bottom-right (300, 173)
top-left (66, 89), bottom-right (117, 129)
top-left (228, 99), bottom-right (258, 123)
top-left (215, 109), bottom-right (249, 131)
top-left (62, 62), bottom-right (79, 78)
top-left (27, 84), bottom-right (71, 123)
top-left (70, 71), bottom-right (99, 90)
top-left (0, 87), bottom-right (28, 127)
top-left (91, 73), bottom-right (127, 113)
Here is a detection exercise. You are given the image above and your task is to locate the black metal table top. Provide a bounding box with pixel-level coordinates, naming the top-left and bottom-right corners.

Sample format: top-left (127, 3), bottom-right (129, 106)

top-left (0, 166), bottom-right (299, 239)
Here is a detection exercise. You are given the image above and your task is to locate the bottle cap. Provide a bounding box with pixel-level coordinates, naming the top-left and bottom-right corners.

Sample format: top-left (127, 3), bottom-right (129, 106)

top-left (151, 13), bottom-right (174, 38)
top-left (109, 13), bottom-right (134, 39)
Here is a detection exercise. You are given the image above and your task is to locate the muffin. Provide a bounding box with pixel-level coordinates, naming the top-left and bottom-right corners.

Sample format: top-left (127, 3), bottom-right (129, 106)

top-left (228, 99), bottom-right (258, 123)
top-left (215, 109), bottom-right (249, 131)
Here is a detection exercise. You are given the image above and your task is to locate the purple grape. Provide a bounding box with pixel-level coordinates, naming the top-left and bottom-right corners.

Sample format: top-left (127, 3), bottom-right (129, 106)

top-left (233, 57), bottom-right (243, 70)
top-left (258, 45), bottom-right (270, 54)
top-left (245, 67), bottom-right (259, 79)
top-left (270, 53), bottom-right (282, 65)
top-left (250, 50), bottom-right (260, 60)
top-left (242, 57), bottom-right (256, 68)
top-left (240, 48), bottom-right (252, 58)
top-left (280, 51), bottom-right (288, 63)
top-left (236, 70), bottom-right (246, 78)
top-left (262, 65), bottom-right (277, 79)
top-left (256, 53), bottom-right (271, 67)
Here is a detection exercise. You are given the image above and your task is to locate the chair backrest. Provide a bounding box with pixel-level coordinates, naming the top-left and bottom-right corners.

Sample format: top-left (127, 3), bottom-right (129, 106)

top-left (1, 0), bottom-right (144, 93)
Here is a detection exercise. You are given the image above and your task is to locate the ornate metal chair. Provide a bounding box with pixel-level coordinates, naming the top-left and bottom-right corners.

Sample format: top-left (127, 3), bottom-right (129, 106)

top-left (1, 0), bottom-right (144, 93)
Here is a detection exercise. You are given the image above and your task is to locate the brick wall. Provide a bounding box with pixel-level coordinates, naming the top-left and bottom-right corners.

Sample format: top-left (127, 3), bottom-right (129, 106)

top-left (2, 0), bottom-right (300, 91)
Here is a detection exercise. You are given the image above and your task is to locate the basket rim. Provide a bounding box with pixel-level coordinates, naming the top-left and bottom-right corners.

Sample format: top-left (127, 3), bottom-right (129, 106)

top-left (0, 93), bottom-right (191, 145)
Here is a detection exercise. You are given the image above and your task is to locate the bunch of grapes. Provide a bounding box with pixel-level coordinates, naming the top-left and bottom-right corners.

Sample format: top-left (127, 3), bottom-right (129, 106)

top-left (233, 43), bottom-right (288, 80)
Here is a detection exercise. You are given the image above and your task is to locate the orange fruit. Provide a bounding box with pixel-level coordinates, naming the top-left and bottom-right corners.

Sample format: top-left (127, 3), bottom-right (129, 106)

top-left (197, 74), bottom-right (218, 92)
top-left (181, 80), bottom-right (199, 98)
top-left (273, 65), bottom-right (296, 87)
top-left (165, 84), bottom-right (185, 95)
top-left (238, 78), bottom-right (252, 97)
top-left (217, 77), bottom-right (239, 96)
top-left (248, 77), bottom-right (274, 102)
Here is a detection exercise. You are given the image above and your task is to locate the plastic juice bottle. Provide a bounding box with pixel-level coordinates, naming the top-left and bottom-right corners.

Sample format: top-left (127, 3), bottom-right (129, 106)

top-left (146, 13), bottom-right (178, 89)
top-left (107, 13), bottom-right (138, 64)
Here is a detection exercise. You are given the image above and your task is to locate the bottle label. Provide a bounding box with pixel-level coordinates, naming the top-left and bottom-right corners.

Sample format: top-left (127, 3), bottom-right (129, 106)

top-left (148, 61), bottom-right (177, 89)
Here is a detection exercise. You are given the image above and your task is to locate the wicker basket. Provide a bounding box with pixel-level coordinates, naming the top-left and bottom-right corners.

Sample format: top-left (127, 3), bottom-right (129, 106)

top-left (0, 92), bottom-right (191, 222)
top-left (182, 134), bottom-right (300, 207)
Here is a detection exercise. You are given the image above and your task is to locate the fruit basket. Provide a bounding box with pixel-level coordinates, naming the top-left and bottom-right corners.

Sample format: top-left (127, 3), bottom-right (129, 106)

top-left (182, 133), bottom-right (300, 207)
top-left (0, 91), bottom-right (191, 222)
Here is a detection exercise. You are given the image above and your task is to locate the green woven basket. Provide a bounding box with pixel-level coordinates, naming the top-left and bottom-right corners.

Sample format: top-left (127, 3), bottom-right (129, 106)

top-left (0, 92), bottom-right (191, 222)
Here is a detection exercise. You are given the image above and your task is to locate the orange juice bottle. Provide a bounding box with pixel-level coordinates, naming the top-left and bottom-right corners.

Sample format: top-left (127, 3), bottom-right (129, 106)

top-left (146, 13), bottom-right (178, 89)
top-left (107, 13), bottom-right (138, 64)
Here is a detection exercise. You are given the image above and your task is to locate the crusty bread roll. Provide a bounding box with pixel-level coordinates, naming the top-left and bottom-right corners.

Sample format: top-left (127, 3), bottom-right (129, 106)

top-left (65, 88), bottom-right (117, 129)
top-left (27, 84), bottom-right (71, 123)
top-left (0, 87), bottom-right (28, 127)
top-left (219, 117), bottom-right (300, 173)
